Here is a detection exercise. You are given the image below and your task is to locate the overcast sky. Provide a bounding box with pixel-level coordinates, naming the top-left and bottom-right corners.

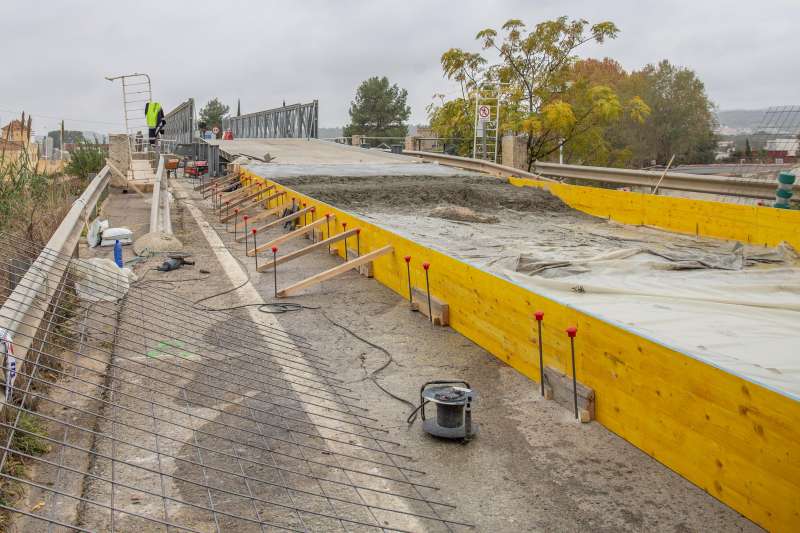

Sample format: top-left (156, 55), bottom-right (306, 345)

top-left (1, 0), bottom-right (798, 135)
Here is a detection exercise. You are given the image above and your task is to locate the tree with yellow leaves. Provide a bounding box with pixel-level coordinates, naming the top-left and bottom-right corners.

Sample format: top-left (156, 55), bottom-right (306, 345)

top-left (431, 17), bottom-right (650, 168)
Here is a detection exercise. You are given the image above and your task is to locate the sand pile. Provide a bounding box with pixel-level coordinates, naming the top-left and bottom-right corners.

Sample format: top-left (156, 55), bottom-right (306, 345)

top-left (429, 205), bottom-right (499, 223)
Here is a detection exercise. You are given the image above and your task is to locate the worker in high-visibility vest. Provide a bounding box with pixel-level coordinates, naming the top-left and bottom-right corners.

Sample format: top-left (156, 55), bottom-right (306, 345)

top-left (145, 101), bottom-right (166, 145)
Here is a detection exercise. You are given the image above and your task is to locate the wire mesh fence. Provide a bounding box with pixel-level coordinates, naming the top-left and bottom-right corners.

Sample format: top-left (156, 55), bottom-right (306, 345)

top-left (0, 232), bottom-right (468, 532)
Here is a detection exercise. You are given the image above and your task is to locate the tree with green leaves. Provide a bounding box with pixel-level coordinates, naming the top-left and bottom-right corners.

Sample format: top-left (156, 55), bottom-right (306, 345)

top-left (621, 60), bottom-right (717, 166)
top-left (343, 77), bottom-right (411, 140)
top-left (745, 138), bottom-right (752, 161)
top-left (431, 17), bottom-right (646, 169)
top-left (199, 98), bottom-right (230, 131)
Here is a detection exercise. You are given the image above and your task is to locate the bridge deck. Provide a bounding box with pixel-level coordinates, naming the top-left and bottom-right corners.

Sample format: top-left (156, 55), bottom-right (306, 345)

top-left (206, 138), bottom-right (414, 165)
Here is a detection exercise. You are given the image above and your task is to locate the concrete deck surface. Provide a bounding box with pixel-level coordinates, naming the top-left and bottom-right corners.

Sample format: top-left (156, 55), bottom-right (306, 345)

top-left (207, 138), bottom-right (415, 165)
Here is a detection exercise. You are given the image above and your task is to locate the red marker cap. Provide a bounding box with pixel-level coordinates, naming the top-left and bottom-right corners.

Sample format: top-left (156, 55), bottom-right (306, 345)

top-left (342, 222), bottom-right (347, 229)
top-left (355, 228), bottom-right (361, 235)
top-left (535, 311), bottom-right (544, 321)
top-left (310, 207), bottom-right (316, 213)
top-left (271, 246), bottom-right (278, 253)
top-left (566, 326), bottom-right (577, 338)
top-left (325, 212), bottom-right (331, 218)
top-left (302, 202), bottom-right (307, 207)
top-left (422, 262), bottom-right (430, 270)
top-left (243, 215), bottom-right (249, 221)
top-left (251, 228), bottom-right (257, 234)
top-left (235, 208), bottom-right (239, 214)
top-left (404, 255), bottom-right (411, 263)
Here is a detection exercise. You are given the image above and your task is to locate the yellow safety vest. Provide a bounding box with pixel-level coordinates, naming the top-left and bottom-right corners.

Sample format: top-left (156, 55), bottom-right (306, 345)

top-left (146, 102), bottom-right (162, 127)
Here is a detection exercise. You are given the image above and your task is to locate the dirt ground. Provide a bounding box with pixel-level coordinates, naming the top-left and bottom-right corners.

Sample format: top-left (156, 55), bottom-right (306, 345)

top-left (274, 174), bottom-right (577, 216)
top-left (168, 177), bottom-right (761, 532)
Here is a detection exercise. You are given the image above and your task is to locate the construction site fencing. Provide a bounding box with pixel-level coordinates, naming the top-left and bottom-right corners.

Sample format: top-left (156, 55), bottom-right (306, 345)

top-left (223, 101), bottom-right (319, 139)
top-left (405, 150), bottom-right (781, 201)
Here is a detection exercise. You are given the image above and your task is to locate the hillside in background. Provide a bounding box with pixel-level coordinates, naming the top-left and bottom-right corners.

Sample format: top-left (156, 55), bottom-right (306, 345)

top-left (716, 109), bottom-right (767, 133)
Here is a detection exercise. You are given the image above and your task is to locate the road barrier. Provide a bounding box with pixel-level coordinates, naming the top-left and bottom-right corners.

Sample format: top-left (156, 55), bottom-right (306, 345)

top-left (404, 150), bottom-right (779, 200)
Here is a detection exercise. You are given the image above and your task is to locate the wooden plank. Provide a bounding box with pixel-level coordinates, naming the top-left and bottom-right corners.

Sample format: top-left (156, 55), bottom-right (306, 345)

top-left (233, 203), bottom-right (284, 232)
top-left (207, 177), bottom-right (246, 201)
top-left (229, 190), bottom-right (285, 220)
top-left (277, 245), bottom-right (393, 297)
top-left (219, 186), bottom-right (279, 222)
top-left (219, 181), bottom-right (258, 204)
top-left (257, 229), bottom-right (358, 272)
top-left (194, 173), bottom-right (235, 191)
top-left (239, 206), bottom-right (314, 243)
top-left (249, 216), bottom-right (330, 255)
top-left (543, 366), bottom-right (595, 422)
top-left (198, 174), bottom-right (238, 192)
top-left (410, 287), bottom-right (449, 326)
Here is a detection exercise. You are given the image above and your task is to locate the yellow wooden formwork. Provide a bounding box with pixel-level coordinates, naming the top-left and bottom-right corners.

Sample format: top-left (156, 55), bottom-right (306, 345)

top-left (508, 176), bottom-right (800, 248)
top-left (241, 169), bottom-right (800, 532)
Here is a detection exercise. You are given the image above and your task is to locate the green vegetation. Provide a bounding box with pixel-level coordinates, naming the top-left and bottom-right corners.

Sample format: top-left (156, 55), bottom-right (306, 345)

top-left (65, 141), bottom-right (105, 179)
top-left (199, 98), bottom-right (230, 131)
top-left (10, 413), bottom-right (51, 457)
top-left (0, 151), bottom-right (78, 244)
top-left (429, 17), bottom-right (717, 168)
top-left (344, 76), bottom-right (411, 141)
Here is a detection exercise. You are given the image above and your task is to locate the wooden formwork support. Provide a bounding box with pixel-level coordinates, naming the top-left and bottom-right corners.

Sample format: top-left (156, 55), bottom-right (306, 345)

top-left (195, 172), bottom-right (235, 191)
top-left (543, 366), bottom-right (595, 422)
top-left (277, 245), bottom-right (394, 297)
top-left (410, 287), bottom-right (449, 326)
top-left (219, 187), bottom-right (280, 222)
top-left (197, 173), bottom-right (238, 192)
top-left (257, 229), bottom-right (358, 272)
top-left (237, 206), bottom-right (314, 243)
top-left (219, 182), bottom-right (259, 204)
top-left (248, 216), bottom-right (330, 256)
top-left (234, 203), bottom-right (285, 232)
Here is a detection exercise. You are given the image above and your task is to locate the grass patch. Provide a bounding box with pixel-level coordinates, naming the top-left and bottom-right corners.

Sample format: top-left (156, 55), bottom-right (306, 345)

top-left (11, 413), bottom-right (51, 457)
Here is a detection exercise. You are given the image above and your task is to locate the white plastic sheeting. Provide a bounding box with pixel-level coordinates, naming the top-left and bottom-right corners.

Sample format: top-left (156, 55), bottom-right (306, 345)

top-left (361, 209), bottom-right (800, 400)
top-left (72, 258), bottom-right (136, 302)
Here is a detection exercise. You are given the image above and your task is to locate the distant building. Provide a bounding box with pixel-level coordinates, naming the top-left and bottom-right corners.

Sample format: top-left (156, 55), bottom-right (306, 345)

top-left (714, 140), bottom-right (736, 161)
top-left (764, 138), bottom-right (799, 163)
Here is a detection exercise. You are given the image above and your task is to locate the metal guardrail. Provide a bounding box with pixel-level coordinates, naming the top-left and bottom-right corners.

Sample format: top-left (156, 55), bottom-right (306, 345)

top-left (0, 166), bottom-right (110, 413)
top-left (163, 98), bottom-right (195, 145)
top-left (403, 150), bottom-right (778, 200)
top-left (223, 101), bottom-right (318, 139)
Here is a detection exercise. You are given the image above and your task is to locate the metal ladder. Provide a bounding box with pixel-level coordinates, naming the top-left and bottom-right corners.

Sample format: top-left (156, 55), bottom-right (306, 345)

top-left (106, 73), bottom-right (153, 180)
top-left (472, 84), bottom-right (501, 163)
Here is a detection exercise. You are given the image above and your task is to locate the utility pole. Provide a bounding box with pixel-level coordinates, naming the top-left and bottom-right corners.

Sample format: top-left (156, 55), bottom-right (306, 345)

top-left (60, 120), bottom-right (64, 161)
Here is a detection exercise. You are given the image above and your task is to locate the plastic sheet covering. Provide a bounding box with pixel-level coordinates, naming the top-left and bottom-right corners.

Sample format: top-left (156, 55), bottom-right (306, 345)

top-left (72, 257), bottom-right (136, 302)
top-left (503, 244), bottom-right (800, 399)
top-left (360, 209), bottom-right (800, 400)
